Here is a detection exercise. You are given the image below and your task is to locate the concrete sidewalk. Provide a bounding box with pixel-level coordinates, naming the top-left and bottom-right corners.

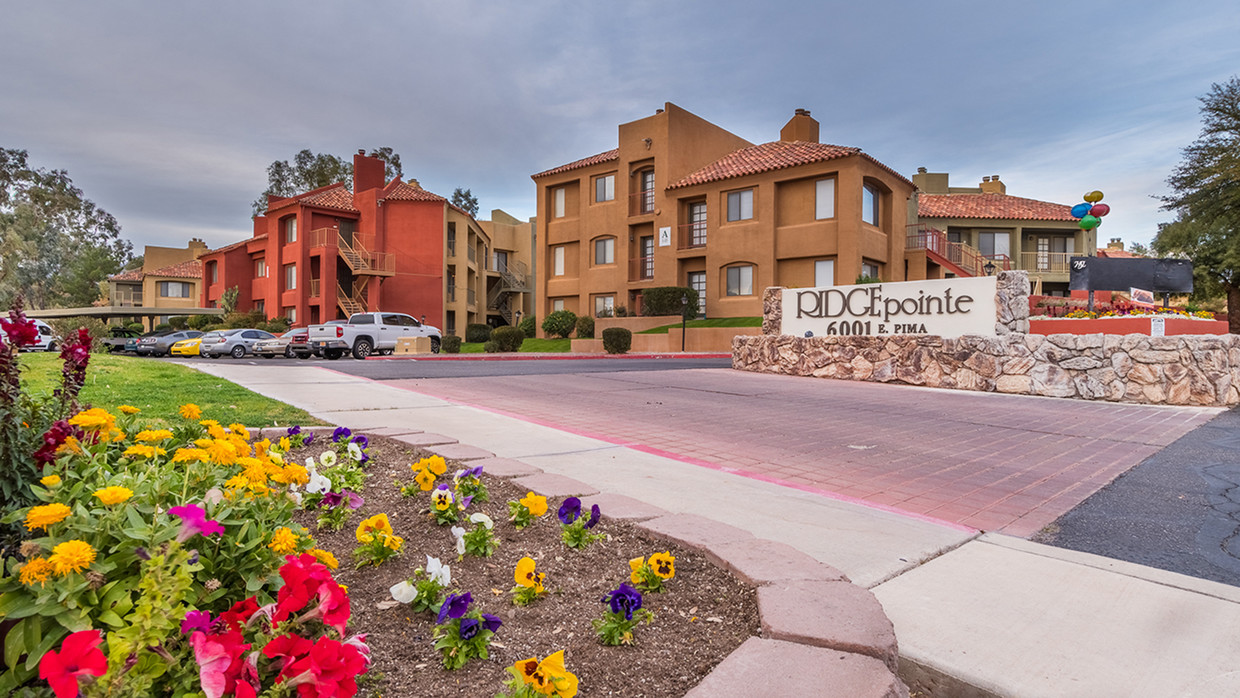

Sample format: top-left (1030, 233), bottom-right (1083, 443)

top-left (188, 361), bottom-right (1240, 697)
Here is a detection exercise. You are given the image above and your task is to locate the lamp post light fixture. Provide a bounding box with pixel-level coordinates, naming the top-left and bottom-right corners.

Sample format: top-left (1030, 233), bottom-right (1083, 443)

top-left (514, 310), bottom-right (522, 327)
top-left (983, 260), bottom-right (997, 276)
top-left (681, 293), bottom-right (689, 353)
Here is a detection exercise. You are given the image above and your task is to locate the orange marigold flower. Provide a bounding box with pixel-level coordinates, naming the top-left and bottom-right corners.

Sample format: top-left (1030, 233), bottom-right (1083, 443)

top-left (180, 403), bottom-right (203, 420)
top-left (93, 486), bottom-right (134, 506)
top-left (309, 548), bottom-right (339, 569)
top-left (268, 527), bottom-right (299, 554)
top-left (49, 540), bottom-right (96, 576)
top-left (68, 408), bottom-right (115, 432)
top-left (40, 475), bottom-right (61, 487)
top-left (118, 405), bottom-right (141, 415)
top-left (135, 429), bottom-right (174, 442)
top-left (19, 557), bottom-right (54, 587)
top-left (25, 503), bottom-right (72, 531)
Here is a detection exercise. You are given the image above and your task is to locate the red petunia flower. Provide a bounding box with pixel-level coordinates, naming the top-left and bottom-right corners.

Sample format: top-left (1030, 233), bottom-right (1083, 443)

top-left (274, 553), bottom-right (350, 633)
top-left (220, 597), bottom-right (260, 632)
top-left (39, 630), bottom-right (108, 698)
top-left (284, 636), bottom-right (369, 698)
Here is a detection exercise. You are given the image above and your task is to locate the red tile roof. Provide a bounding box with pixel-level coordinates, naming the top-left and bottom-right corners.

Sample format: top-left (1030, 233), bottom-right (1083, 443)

top-left (532, 149), bottom-right (620, 179)
top-left (919, 193), bottom-right (1075, 221)
top-left (109, 268), bottom-right (144, 282)
top-left (207, 234), bottom-right (269, 256)
top-left (108, 260), bottom-right (203, 282)
top-left (383, 180), bottom-right (447, 202)
top-left (668, 141), bottom-right (864, 190)
top-left (266, 183), bottom-right (359, 214)
top-left (1097, 247), bottom-right (1142, 258)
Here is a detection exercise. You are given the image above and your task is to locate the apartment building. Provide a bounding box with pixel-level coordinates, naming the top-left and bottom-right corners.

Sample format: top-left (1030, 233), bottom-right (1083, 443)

top-left (531, 103), bottom-right (915, 320)
top-left (107, 239), bottom-right (209, 328)
top-left (199, 152), bottom-right (532, 335)
top-left (908, 170), bottom-right (1089, 295)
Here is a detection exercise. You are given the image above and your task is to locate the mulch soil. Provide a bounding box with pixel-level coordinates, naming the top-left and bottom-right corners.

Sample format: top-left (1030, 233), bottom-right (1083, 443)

top-left (289, 435), bottom-right (759, 697)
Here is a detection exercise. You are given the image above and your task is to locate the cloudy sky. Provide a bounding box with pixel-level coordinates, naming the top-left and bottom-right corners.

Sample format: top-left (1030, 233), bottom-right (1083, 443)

top-left (3, 1), bottom-right (1237, 254)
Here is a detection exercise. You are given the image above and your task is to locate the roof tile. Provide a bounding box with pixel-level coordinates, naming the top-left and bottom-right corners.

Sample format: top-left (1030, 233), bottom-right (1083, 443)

top-left (919, 193), bottom-right (1075, 221)
top-left (383, 180), bottom-right (447, 202)
top-left (532, 149), bottom-right (620, 179)
top-left (266, 183), bottom-right (359, 214)
top-left (668, 141), bottom-right (862, 190)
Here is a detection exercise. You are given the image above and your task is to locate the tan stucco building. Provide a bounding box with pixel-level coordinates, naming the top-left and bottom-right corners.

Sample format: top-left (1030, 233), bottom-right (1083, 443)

top-left (108, 239), bottom-right (209, 328)
top-left (531, 103), bottom-right (915, 321)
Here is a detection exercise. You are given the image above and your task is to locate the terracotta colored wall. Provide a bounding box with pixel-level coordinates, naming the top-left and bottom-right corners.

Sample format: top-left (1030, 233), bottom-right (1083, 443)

top-left (1029, 317), bottom-right (1229, 336)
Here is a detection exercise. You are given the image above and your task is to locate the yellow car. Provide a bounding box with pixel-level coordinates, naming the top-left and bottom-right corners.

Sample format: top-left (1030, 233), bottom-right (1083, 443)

top-left (170, 336), bottom-right (203, 357)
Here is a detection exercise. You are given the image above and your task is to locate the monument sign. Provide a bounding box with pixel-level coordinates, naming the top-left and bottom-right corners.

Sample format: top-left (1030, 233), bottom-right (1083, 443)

top-left (781, 276), bottom-right (998, 338)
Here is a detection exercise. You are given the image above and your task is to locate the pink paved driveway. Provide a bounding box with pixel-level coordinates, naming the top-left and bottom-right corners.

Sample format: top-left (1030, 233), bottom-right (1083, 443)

top-left (389, 369), bottom-right (1216, 537)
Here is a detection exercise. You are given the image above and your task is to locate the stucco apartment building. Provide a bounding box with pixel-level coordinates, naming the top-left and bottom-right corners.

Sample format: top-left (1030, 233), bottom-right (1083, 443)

top-left (199, 152), bottom-right (532, 336)
top-left (108, 239), bottom-right (209, 328)
top-left (531, 103), bottom-right (915, 320)
top-left (908, 170), bottom-right (1089, 296)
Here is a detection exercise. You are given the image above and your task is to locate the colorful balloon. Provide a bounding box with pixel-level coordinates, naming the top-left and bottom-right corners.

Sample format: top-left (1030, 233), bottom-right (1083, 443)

top-left (1089, 203), bottom-right (1110, 217)
top-left (1078, 215), bottom-right (1100, 230)
top-left (1071, 203), bottom-right (1092, 218)
top-left (1083, 190), bottom-right (1104, 203)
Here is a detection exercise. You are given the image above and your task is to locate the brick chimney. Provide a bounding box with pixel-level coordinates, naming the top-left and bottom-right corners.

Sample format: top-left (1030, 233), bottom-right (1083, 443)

top-left (353, 150), bottom-right (386, 193)
top-left (979, 175), bottom-right (1006, 194)
top-left (780, 108), bottom-right (820, 143)
top-left (1107, 238), bottom-right (1124, 251)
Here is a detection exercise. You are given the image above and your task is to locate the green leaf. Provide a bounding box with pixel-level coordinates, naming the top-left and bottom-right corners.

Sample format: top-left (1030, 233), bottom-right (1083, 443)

top-left (25, 627), bottom-right (67, 671)
top-left (96, 609), bottom-right (125, 628)
top-left (0, 593), bottom-right (41, 620)
top-left (4, 620), bottom-right (27, 672)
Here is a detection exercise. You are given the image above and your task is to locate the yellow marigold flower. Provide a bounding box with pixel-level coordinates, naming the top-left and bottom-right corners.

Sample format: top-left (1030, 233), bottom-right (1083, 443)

top-left (268, 527), bottom-right (299, 554)
top-left (356, 513), bottom-right (393, 544)
top-left (172, 448), bottom-right (209, 463)
top-left (180, 403), bottom-right (203, 420)
top-left (93, 486), bottom-right (134, 506)
top-left (414, 467), bottom-right (436, 491)
top-left (19, 557), bottom-right (55, 587)
top-left (40, 475), bottom-right (61, 487)
top-left (224, 475), bottom-right (249, 490)
top-left (206, 423), bottom-right (228, 440)
top-left (520, 492), bottom-right (548, 517)
top-left (135, 429), bottom-right (174, 442)
top-left (68, 408), bottom-right (115, 432)
top-left (649, 551), bottom-right (675, 580)
top-left (383, 534), bottom-right (404, 552)
top-left (49, 540), bottom-right (96, 576)
top-left (24, 503), bottom-right (72, 531)
top-left (118, 405), bottom-right (141, 415)
top-left (206, 439), bottom-right (238, 466)
top-left (276, 464), bottom-right (309, 486)
top-left (253, 439), bottom-right (270, 457)
top-left (108, 429), bottom-right (126, 442)
top-left (123, 444), bottom-right (164, 460)
top-left (228, 423), bottom-right (250, 441)
top-left (309, 548), bottom-right (339, 569)
top-left (629, 556), bottom-right (645, 584)
top-left (56, 437), bottom-right (83, 455)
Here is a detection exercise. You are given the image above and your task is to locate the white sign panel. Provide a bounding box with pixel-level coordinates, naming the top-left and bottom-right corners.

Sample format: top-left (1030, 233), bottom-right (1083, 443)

top-left (658, 226), bottom-right (672, 247)
top-left (1150, 316), bottom-right (1165, 337)
top-left (781, 276), bottom-right (998, 338)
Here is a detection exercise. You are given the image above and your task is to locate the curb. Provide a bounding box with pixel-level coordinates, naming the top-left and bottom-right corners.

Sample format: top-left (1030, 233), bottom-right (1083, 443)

top-left (364, 352), bottom-right (731, 361)
top-left (259, 424), bottom-right (909, 697)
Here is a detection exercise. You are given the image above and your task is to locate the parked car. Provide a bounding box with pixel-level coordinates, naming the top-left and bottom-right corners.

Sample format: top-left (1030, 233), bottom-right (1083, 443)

top-left (307, 312), bottom-right (442, 360)
top-left (253, 328), bottom-right (308, 359)
top-left (201, 328), bottom-right (276, 358)
top-left (124, 330), bottom-right (163, 354)
top-left (170, 335), bottom-right (206, 357)
top-left (136, 330), bottom-right (203, 357)
top-left (0, 319), bottom-right (60, 352)
top-left (101, 326), bottom-right (143, 353)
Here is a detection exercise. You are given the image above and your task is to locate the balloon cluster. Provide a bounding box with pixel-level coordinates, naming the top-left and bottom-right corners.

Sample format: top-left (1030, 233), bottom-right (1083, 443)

top-left (1070, 191), bottom-right (1110, 231)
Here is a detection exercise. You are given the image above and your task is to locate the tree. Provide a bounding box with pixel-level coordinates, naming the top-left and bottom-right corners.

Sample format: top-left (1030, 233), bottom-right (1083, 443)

top-left (1156, 76), bottom-right (1240, 333)
top-left (0, 148), bottom-right (133, 310)
top-left (251, 147), bottom-right (405, 216)
top-left (1127, 241), bottom-right (1150, 256)
top-left (451, 187), bottom-right (479, 217)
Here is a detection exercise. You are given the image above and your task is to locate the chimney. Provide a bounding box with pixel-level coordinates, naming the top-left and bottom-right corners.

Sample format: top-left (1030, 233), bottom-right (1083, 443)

top-left (780, 108), bottom-right (819, 143)
top-left (1107, 238), bottom-right (1124, 251)
top-left (979, 174), bottom-right (1006, 194)
top-left (408, 178), bottom-right (421, 189)
top-left (353, 151), bottom-right (386, 193)
top-left (911, 168), bottom-right (949, 194)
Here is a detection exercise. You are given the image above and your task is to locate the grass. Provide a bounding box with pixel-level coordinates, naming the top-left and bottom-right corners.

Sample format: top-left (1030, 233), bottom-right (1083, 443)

top-left (455, 337), bottom-right (571, 353)
top-left (636, 316), bottom-right (762, 334)
top-left (17, 352), bottom-right (328, 429)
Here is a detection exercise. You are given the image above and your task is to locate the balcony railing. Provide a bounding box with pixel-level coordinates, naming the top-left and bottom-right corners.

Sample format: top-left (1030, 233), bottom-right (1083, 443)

top-left (629, 190), bottom-right (655, 216)
top-left (446, 285), bottom-right (456, 303)
top-left (467, 288), bottom-right (476, 306)
top-left (309, 228), bottom-right (394, 275)
top-left (629, 256), bottom-right (654, 281)
top-left (678, 221), bottom-right (707, 249)
top-left (906, 225), bottom-right (1011, 277)
top-left (113, 289), bottom-right (143, 307)
top-left (467, 245), bottom-right (477, 264)
top-left (1022, 251), bottom-right (1074, 274)
top-left (308, 278), bottom-right (320, 298)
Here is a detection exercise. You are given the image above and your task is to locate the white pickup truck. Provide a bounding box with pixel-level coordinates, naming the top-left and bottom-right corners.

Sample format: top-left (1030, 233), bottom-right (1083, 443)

top-left (307, 312), bottom-right (442, 359)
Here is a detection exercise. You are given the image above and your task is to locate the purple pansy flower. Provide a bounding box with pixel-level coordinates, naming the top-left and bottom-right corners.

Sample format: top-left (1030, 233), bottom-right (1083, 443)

top-left (286, 425), bottom-right (301, 437)
top-left (321, 491), bottom-right (344, 508)
top-left (436, 592), bottom-right (472, 625)
top-left (180, 610), bottom-right (214, 635)
top-left (558, 497), bottom-right (582, 525)
top-left (584, 504), bottom-right (601, 529)
top-left (481, 613), bottom-right (503, 633)
top-left (458, 617), bottom-right (480, 640)
top-left (604, 583), bottom-right (644, 621)
top-left (459, 494), bottom-right (474, 510)
top-left (303, 431), bottom-right (315, 445)
top-left (169, 504), bottom-right (225, 542)
top-left (352, 434), bottom-right (368, 449)
top-left (332, 427), bottom-right (352, 443)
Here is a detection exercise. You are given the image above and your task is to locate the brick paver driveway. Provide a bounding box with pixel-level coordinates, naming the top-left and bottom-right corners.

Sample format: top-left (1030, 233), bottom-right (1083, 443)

top-left (389, 368), bottom-right (1216, 536)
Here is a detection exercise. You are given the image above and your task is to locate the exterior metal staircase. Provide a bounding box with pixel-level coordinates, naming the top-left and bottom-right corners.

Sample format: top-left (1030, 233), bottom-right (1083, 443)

top-left (487, 259), bottom-right (530, 323)
top-left (906, 225), bottom-right (1011, 277)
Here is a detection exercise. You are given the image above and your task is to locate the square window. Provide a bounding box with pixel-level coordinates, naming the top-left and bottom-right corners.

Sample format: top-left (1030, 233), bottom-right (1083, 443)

top-left (726, 265), bottom-right (754, 296)
top-left (815, 178), bottom-right (835, 219)
top-left (594, 295), bottom-right (614, 317)
top-left (553, 246), bottom-right (565, 276)
top-left (553, 188), bottom-right (565, 218)
top-left (255, 259), bottom-right (267, 278)
top-left (861, 261), bottom-right (880, 280)
top-left (553, 299), bottom-right (565, 311)
top-left (594, 238), bottom-right (614, 265)
top-left (862, 184), bottom-right (879, 226)
top-left (727, 189), bottom-right (753, 222)
top-left (595, 175), bottom-right (615, 202)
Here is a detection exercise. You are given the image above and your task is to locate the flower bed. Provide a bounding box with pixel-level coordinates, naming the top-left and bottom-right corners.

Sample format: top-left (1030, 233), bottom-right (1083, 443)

top-left (1028, 314), bottom-right (1229, 336)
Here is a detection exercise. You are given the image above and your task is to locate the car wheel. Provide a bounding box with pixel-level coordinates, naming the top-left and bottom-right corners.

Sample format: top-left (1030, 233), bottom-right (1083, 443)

top-left (284, 346), bottom-right (296, 359)
top-left (296, 353), bottom-right (312, 360)
top-left (231, 345), bottom-right (246, 359)
top-left (352, 339), bottom-right (373, 360)
top-left (431, 337), bottom-right (441, 354)
top-left (262, 353), bottom-right (275, 359)
top-left (325, 349), bottom-right (343, 360)
top-left (46, 342), bottom-right (58, 353)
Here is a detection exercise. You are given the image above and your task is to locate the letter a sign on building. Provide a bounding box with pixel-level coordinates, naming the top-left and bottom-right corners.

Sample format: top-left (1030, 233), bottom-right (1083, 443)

top-left (781, 277), bottom-right (998, 338)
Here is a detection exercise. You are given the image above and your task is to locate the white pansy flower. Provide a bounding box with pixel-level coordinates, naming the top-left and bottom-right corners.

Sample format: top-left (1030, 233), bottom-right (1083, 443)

top-left (389, 580), bottom-right (418, 604)
top-left (451, 526), bottom-right (466, 555)
top-left (320, 451), bottom-right (337, 468)
top-left (306, 471), bottom-right (331, 494)
top-left (348, 442), bottom-right (364, 462)
top-left (469, 513), bottom-right (494, 530)
top-left (425, 555), bottom-right (451, 586)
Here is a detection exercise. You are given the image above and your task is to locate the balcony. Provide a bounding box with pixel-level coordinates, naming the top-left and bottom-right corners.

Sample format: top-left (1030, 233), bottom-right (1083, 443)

top-left (629, 190), bottom-right (655, 216)
top-left (629, 256), bottom-right (654, 282)
top-left (907, 225), bottom-right (1011, 277)
top-left (467, 288), bottom-right (477, 306)
top-left (1021, 252), bottom-right (1074, 275)
top-left (113, 289), bottom-right (143, 307)
top-left (467, 245), bottom-right (477, 264)
top-left (447, 285), bottom-right (456, 303)
top-left (678, 221), bottom-right (707, 250)
top-left (309, 278), bottom-right (320, 298)
top-left (447, 238), bottom-right (456, 257)
top-left (309, 228), bottom-right (395, 276)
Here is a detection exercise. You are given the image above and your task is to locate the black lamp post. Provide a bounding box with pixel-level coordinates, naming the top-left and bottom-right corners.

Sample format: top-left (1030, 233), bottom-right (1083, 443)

top-left (681, 293), bottom-right (688, 353)
top-left (514, 310), bottom-right (522, 327)
top-left (983, 260), bottom-right (997, 276)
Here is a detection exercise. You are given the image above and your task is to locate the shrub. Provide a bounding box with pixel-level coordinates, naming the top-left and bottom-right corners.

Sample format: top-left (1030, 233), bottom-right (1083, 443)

top-left (223, 310), bottom-right (264, 329)
top-left (48, 317), bottom-right (109, 352)
top-left (442, 335), bottom-right (462, 353)
top-left (602, 327), bottom-right (632, 354)
top-left (168, 316), bottom-right (189, 330)
top-left (153, 322), bottom-right (171, 333)
top-left (575, 315), bottom-right (595, 338)
top-left (640, 287), bottom-right (699, 320)
top-left (264, 316), bottom-right (291, 334)
top-left (483, 340), bottom-right (500, 353)
top-left (542, 310), bottom-right (577, 339)
top-left (186, 314), bottom-right (211, 330)
top-left (490, 326), bottom-right (525, 352)
top-left (615, 305), bottom-right (629, 317)
top-left (466, 323), bottom-right (492, 343)
top-left (517, 314), bottom-right (536, 338)
top-left (126, 321), bottom-right (145, 333)
top-left (855, 275), bottom-right (880, 285)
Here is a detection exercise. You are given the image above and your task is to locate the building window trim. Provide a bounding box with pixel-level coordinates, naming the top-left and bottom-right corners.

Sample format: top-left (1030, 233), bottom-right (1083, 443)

top-left (725, 264), bottom-right (755, 297)
top-left (593, 237), bottom-right (615, 266)
top-left (284, 263), bottom-right (296, 291)
top-left (594, 295), bottom-right (615, 317)
top-left (285, 216), bottom-right (298, 244)
top-left (862, 182), bottom-right (880, 227)
top-left (726, 189), bottom-right (754, 222)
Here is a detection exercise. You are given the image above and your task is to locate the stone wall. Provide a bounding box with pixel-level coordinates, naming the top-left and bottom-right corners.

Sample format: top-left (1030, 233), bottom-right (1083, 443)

top-left (733, 332), bottom-right (1240, 406)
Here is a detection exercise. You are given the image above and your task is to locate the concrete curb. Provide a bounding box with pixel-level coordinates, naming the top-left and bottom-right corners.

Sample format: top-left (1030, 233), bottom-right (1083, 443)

top-left (365, 352), bottom-right (731, 361)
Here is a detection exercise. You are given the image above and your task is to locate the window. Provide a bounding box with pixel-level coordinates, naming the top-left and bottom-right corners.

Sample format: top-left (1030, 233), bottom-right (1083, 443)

top-left (594, 295), bottom-right (615, 317)
top-left (553, 246), bottom-right (565, 276)
top-left (552, 299), bottom-right (565, 311)
top-left (637, 170), bottom-right (654, 214)
top-left (594, 238), bottom-right (614, 265)
top-left (284, 264), bottom-right (296, 291)
top-left (688, 271), bottom-right (706, 317)
top-left (595, 175), bottom-right (615, 202)
top-left (814, 260), bottom-right (835, 287)
top-left (862, 183), bottom-right (879, 226)
top-left (285, 307), bottom-right (296, 324)
top-left (726, 265), bottom-right (754, 296)
top-left (815, 178), bottom-right (835, 219)
top-left (727, 189), bottom-right (753, 222)
top-left (861, 261), bottom-right (880, 280)
top-left (285, 217), bottom-right (298, 243)
top-left (977, 232), bottom-right (1011, 258)
top-left (493, 250), bottom-right (508, 272)
top-left (255, 259), bottom-right (267, 278)
top-left (209, 262), bottom-right (218, 283)
top-left (157, 281), bottom-right (192, 298)
top-left (447, 222), bottom-right (457, 257)
top-left (687, 201), bottom-right (707, 247)
top-left (553, 188), bottom-right (565, 218)
top-left (254, 300), bottom-right (265, 315)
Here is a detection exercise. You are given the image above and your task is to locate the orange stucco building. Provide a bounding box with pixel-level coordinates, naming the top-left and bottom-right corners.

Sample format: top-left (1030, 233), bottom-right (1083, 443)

top-left (199, 152), bottom-right (532, 336)
top-left (531, 103), bottom-right (915, 321)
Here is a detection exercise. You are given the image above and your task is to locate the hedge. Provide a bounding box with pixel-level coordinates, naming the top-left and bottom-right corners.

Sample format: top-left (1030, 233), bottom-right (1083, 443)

top-left (575, 315), bottom-right (595, 339)
top-left (466, 323), bottom-right (492, 343)
top-left (490, 326), bottom-right (525, 352)
top-left (517, 314), bottom-right (536, 338)
top-left (640, 286), bottom-right (699, 320)
top-left (442, 336), bottom-right (462, 353)
top-left (542, 310), bottom-right (577, 339)
top-left (602, 327), bottom-right (632, 354)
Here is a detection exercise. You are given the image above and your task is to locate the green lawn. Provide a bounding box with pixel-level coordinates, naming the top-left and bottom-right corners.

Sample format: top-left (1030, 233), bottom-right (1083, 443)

top-left (17, 353), bottom-right (328, 429)
top-left (456, 337), bottom-right (571, 353)
top-left (636, 317), bottom-right (762, 334)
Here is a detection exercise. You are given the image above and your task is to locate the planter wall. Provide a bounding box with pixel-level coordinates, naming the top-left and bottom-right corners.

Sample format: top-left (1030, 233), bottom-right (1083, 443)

top-left (1030, 316), bottom-right (1229, 336)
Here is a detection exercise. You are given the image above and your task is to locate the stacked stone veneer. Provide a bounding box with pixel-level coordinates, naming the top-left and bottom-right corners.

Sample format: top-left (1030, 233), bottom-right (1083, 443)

top-left (739, 271), bottom-right (1240, 406)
